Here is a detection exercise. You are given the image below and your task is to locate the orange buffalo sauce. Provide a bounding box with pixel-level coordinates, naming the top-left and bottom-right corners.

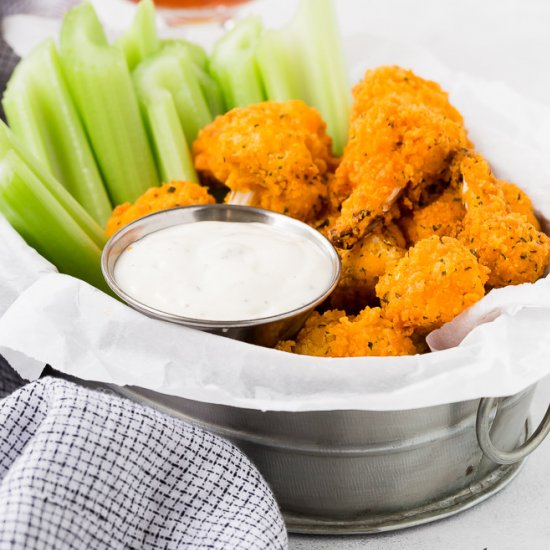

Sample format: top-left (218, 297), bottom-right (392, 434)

top-left (132, 0), bottom-right (250, 8)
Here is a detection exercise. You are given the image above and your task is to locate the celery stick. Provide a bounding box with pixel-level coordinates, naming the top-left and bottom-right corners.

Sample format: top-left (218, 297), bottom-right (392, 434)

top-left (209, 17), bottom-right (266, 109)
top-left (3, 39), bottom-right (112, 226)
top-left (255, 0), bottom-right (351, 155)
top-left (161, 38), bottom-right (209, 69)
top-left (132, 57), bottom-right (198, 182)
top-left (293, 0), bottom-right (350, 155)
top-left (60, 3), bottom-right (159, 206)
top-left (191, 64), bottom-right (225, 117)
top-left (160, 40), bottom-right (225, 117)
top-left (0, 150), bottom-right (109, 293)
top-left (140, 44), bottom-right (213, 144)
top-left (256, 28), bottom-right (300, 102)
top-left (142, 94), bottom-right (197, 183)
top-left (165, 44), bottom-right (219, 134)
top-left (117, 0), bottom-right (160, 71)
top-left (0, 121), bottom-right (106, 249)
top-left (134, 43), bottom-right (223, 180)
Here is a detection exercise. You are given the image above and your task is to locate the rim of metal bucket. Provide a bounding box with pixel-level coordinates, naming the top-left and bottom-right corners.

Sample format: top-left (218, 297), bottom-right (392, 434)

top-left (477, 397), bottom-right (550, 465)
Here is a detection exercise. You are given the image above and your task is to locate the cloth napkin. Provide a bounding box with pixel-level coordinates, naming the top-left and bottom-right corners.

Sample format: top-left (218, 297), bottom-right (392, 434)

top-left (0, 358), bottom-right (287, 549)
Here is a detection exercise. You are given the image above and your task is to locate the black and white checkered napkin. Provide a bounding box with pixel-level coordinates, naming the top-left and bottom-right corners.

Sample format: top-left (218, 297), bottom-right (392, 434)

top-left (0, 358), bottom-right (287, 549)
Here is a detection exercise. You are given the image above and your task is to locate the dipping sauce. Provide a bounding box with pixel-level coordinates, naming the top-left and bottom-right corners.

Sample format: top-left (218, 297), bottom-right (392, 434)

top-left (114, 221), bottom-right (335, 321)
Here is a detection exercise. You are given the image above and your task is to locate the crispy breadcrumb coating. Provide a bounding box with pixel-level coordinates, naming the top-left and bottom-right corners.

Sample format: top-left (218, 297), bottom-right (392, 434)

top-left (459, 151), bottom-right (501, 204)
top-left (330, 223), bottom-right (406, 311)
top-left (328, 97), bottom-right (469, 249)
top-left (106, 181), bottom-right (215, 237)
top-left (461, 209), bottom-right (550, 287)
top-left (351, 66), bottom-right (465, 126)
top-left (499, 180), bottom-right (541, 230)
top-left (457, 153), bottom-right (550, 287)
top-left (376, 236), bottom-right (489, 332)
top-left (193, 100), bottom-right (337, 222)
top-left (276, 308), bottom-right (417, 357)
top-left (400, 185), bottom-right (465, 245)
top-left (311, 211), bottom-right (339, 238)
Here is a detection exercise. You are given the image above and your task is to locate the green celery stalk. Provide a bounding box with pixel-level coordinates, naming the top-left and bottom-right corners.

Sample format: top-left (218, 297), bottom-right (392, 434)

top-left (0, 121), bottom-right (106, 249)
top-left (3, 39), bottom-right (112, 226)
top-left (255, 0), bottom-right (351, 155)
top-left (60, 3), bottom-right (159, 206)
top-left (116, 0), bottom-right (160, 71)
top-left (0, 150), bottom-right (109, 293)
top-left (191, 64), bottom-right (225, 117)
top-left (209, 17), bottom-right (266, 109)
top-left (134, 41), bottom-right (231, 181)
top-left (161, 38), bottom-right (209, 69)
top-left (136, 44), bottom-right (213, 145)
top-left (160, 39), bottom-right (224, 115)
top-left (141, 92), bottom-right (197, 183)
top-left (256, 28), bottom-right (300, 102)
top-left (294, 0), bottom-right (350, 155)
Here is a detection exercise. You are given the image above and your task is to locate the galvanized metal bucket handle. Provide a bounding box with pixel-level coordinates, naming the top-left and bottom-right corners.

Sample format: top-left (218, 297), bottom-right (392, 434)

top-left (477, 398), bottom-right (550, 465)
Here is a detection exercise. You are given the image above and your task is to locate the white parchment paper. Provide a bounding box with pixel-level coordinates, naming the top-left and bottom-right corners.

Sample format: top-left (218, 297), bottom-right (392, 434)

top-left (0, 34), bottom-right (549, 411)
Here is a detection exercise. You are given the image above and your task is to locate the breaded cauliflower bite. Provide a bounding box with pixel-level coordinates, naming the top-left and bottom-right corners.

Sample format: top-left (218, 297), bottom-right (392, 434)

top-left (277, 308), bottom-right (417, 357)
top-left (461, 209), bottom-right (550, 287)
top-left (328, 97), bottom-right (469, 249)
top-left (106, 181), bottom-right (215, 237)
top-left (350, 66), bottom-right (466, 126)
top-left (457, 153), bottom-right (550, 287)
top-left (351, 68), bottom-right (471, 190)
top-left (193, 100), bottom-right (336, 222)
top-left (400, 184), bottom-right (465, 245)
top-left (499, 180), bottom-right (541, 230)
top-left (330, 223), bottom-right (406, 311)
top-left (376, 236), bottom-right (489, 333)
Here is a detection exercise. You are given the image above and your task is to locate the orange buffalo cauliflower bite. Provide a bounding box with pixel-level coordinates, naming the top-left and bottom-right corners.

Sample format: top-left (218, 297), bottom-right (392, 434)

top-left (330, 223), bottom-right (406, 311)
top-left (499, 180), bottom-right (541, 230)
top-left (400, 184), bottom-right (466, 245)
top-left (457, 153), bottom-right (550, 287)
top-left (351, 66), bottom-right (466, 126)
top-left (277, 308), bottom-right (417, 357)
top-left (376, 235), bottom-right (489, 333)
top-left (328, 98), bottom-right (469, 249)
top-left (461, 210), bottom-right (550, 287)
top-left (193, 100), bottom-right (336, 223)
top-left (106, 181), bottom-right (215, 237)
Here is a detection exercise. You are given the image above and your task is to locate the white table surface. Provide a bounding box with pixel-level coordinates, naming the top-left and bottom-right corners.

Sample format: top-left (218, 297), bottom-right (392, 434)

top-left (247, 1), bottom-right (550, 548)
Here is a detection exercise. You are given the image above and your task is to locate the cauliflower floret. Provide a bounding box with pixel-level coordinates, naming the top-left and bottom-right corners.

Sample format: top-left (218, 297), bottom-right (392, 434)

top-left (277, 308), bottom-right (417, 357)
top-left (351, 65), bottom-right (466, 126)
top-left (106, 181), bottom-right (215, 237)
top-left (193, 100), bottom-right (336, 222)
top-left (457, 153), bottom-right (550, 287)
top-left (499, 180), bottom-right (541, 230)
top-left (330, 223), bottom-right (406, 311)
top-left (400, 185), bottom-right (465, 245)
top-left (328, 97), bottom-right (469, 249)
top-left (376, 235), bottom-right (489, 333)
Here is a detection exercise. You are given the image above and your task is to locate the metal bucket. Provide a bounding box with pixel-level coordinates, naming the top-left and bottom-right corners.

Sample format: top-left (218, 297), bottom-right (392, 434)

top-left (113, 383), bottom-right (550, 534)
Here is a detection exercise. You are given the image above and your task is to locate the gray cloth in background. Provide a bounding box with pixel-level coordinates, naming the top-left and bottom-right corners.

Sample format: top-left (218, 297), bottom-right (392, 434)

top-left (0, 355), bottom-right (27, 397)
top-left (0, 0), bottom-right (75, 119)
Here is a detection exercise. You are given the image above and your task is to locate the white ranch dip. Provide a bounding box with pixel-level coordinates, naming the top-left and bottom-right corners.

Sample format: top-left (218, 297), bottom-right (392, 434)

top-left (114, 221), bottom-right (334, 321)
